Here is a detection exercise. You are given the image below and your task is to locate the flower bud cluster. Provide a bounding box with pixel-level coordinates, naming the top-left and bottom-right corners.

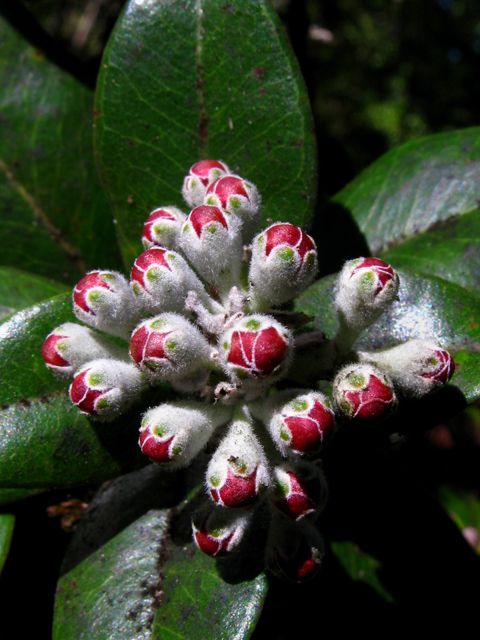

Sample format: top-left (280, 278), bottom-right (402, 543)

top-left (42, 161), bottom-right (455, 582)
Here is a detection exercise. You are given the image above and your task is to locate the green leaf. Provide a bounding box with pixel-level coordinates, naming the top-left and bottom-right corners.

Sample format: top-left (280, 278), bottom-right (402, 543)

top-left (95, 0), bottom-right (316, 267)
top-left (330, 541), bottom-right (394, 603)
top-left (437, 484), bottom-right (480, 552)
top-left (381, 209), bottom-right (480, 299)
top-left (0, 514), bottom-right (14, 576)
top-left (0, 17), bottom-right (123, 285)
top-left (332, 128), bottom-right (480, 255)
top-left (0, 295), bottom-right (150, 488)
top-left (0, 266), bottom-right (69, 320)
top-left (294, 269), bottom-right (480, 404)
top-left (0, 489), bottom-right (42, 505)
top-left (54, 465), bottom-right (268, 640)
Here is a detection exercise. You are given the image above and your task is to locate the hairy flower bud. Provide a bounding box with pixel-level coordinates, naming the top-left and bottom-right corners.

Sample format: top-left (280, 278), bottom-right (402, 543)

top-left (266, 519), bottom-right (324, 582)
top-left (130, 313), bottom-right (212, 390)
top-left (192, 506), bottom-right (250, 557)
top-left (130, 247), bottom-right (218, 315)
top-left (42, 322), bottom-right (126, 378)
top-left (141, 206), bottom-right (186, 250)
top-left (139, 401), bottom-right (231, 467)
top-left (334, 258), bottom-right (400, 351)
top-left (69, 359), bottom-right (144, 420)
top-left (249, 223), bottom-right (318, 310)
top-left (206, 406), bottom-right (271, 508)
top-left (359, 339), bottom-right (455, 398)
top-left (182, 160), bottom-right (230, 208)
top-left (271, 462), bottom-right (328, 520)
top-left (205, 175), bottom-right (260, 243)
top-left (333, 363), bottom-right (397, 422)
top-left (73, 271), bottom-right (139, 339)
top-left (219, 315), bottom-right (293, 397)
top-left (255, 389), bottom-right (336, 456)
top-left (179, 205), bottom-right (242, 295)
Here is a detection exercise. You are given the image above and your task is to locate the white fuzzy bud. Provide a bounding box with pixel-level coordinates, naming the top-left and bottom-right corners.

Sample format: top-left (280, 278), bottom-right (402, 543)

top-left (142, 206), bottom-right (186, 250)
top-left (206, 405), bottom-right (271, 508)
top-left (73, 271), bottom-right (140, 340)
top-left (334, 258), bottom-right (399, 351)
top-left (42, 322), bottom-right (127, 378)
top-left (130, 247), bottom-right (221, 316)
top-left (139, 401), bottom-right (232, 468)
top-left (248, 223), bottom-right (318, 310)
top-left (204, 175), bottom-right (261, 243)
top-left (129, 313), bottom-right (214, 390)
top-left (182, 160), bottom-right (230, 208)
top-left (179, 205), bottom-right (243, 297)
top-left (359, 339), bottom-right (455, 398)
top-left (69, 359), bottom-right (145, 421)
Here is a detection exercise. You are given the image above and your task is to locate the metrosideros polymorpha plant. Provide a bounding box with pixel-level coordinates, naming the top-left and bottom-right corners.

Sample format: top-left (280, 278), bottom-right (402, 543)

top-left (1, 1), bottom-right (480, 638)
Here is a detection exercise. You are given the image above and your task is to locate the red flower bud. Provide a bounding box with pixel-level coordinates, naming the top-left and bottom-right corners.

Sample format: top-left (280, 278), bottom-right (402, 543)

top-left (182, 160), bottom-right (230, 207)
top-left (130, 314), bottom-right (211, 383)
top-left (350, 257), bottom-right (396, 296)
top-left (268, 391), bottom-right (336, 455)
top-left (274, 537), bottom-right (322, 582)
top-left (42, 334), bottom-right (68, 369)
top-left (221, 316), bottom-right (292, 385)
top-left (420, 348), bottom-right (454, 384)
top-left (192, 508), bottom-right (250, 557)
top-left (264, 223), bottom-right (315, 264)
top-left (69, 368), bottom-right (103, 415)
top-left (205, 175), bottom-right (260, 242)
top-left (188, 205), bottom-right (228, 237)
top-left (272, 463), bottom-right (327, 520)
top-left (210, 467), bottom-right (259, 509)
top-left (69, 360), bottom-right (143, 420)
top-left (141, 206), bottom-right (185, 250)
top-left (334, 364), bottom-right (397, 422)
top-left (73, 272), bottom-right (110, 316)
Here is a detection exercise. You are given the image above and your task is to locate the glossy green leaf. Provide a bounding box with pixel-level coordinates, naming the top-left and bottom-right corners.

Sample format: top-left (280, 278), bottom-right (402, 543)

top-left (330, 540), bottom-right (394, 603)
top-left (95, 0), bottom-right (316, 267)
top-left (332, 128), bottom-right (480, 255)
top-left (0, 266), bottom-right (68, 320)
top-left (294, 269), bottom-right (480, 404)
top-left (0, 295), bottom-right (150, 488)
top-left (0, 514), bottom-right (14, 576)
top-left (54, 465), bottom-right (268, 640)
top-left (381, 209), bottom-right (480, 298)
top-left (0, 17), bottom-right (123, 285)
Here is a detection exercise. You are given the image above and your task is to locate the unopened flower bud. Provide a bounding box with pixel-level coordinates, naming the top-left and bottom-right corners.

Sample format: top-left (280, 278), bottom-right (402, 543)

top-left (334, 258), bottom-right (400, 351)
top-left (252, 389), bottom-right (336, 456)
top-left (206, 406), bottom-right (271, 508)
top-left (266, 519), bottom-right (324, 582)
top-left (139, 401), bottom-right (231, 467)
top-left (249, 223), bottom-right (318, 310)
top-left (141, 206), bottom-right (186, 250)
top-left (182, 160), bottom-right (230, 208)
top-left (192, 506), bottom-right (250, 557)
top-left (205, 175), bottom-right (260, 243)
top-left (271, 462), bottom-right (328, 520)
top-left (69, 359), bottom-right (144, 420)
top-left (130, 313), bottom-right (212, 389)
top-left (73, 271), bottom-right (139, 339)
top-left (359, 339), bottom-right (455, 398)
top-left (333, 363), bottom-right (397, 422)
top-left (219, 315), bottom-right (293, 397)
top-left (130, 247), bottom-right (218, 315)
top-left (179, 205), bottom-right (242, 295)
top-left (42, 322), bottom-right (126, 378)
